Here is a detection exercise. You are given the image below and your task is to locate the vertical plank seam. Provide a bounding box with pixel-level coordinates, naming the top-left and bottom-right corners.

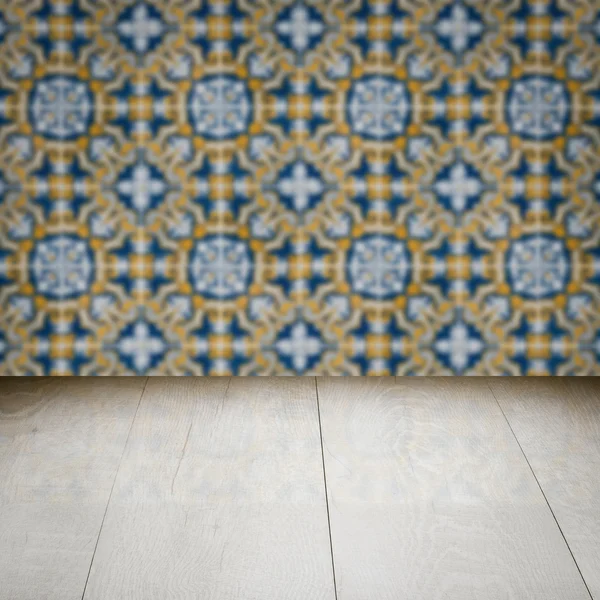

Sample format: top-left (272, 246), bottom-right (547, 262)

top-left (80, 376), bottom-right (150, 600)
top-left (315, 377), bottom-right (339, 600)
top-left (487, 381), bottom-right (594, 600)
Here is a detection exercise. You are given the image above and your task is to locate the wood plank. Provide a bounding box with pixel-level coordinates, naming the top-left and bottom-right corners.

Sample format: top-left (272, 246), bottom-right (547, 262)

top-left (490, 377), bottom-right (600, 599)
top-left (0, 377), bottom-right (147, 600)
top-left (317, 377), bottom-right (591, 600)
top-left (82, 377), bottom-right (335, 600)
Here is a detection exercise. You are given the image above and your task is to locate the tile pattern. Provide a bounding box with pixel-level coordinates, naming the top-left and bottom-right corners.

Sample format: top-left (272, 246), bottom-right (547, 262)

top-left (1, 0), bottom-right (600, 375)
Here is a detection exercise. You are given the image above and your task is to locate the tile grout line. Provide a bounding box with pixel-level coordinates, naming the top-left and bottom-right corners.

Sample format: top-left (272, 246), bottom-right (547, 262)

top-left (487, 381), bottom-right (594, 600)
top-left (80, 376), bottom-right (150, 600)
top-left (315, 377), bottom-right (339, 600)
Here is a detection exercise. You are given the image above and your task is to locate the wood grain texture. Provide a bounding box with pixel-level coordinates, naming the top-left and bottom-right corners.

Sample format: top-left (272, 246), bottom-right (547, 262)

top-left (317, 377), bottom-right (591, 600)
top-left (0, 377), bottom-right (146, 600)
top-left (489, 377), bottom-right (600, 599)
top-left (82, 377), bottom-right (335, 600)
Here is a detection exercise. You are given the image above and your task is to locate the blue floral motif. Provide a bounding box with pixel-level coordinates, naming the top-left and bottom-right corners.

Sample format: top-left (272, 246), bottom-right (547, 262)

top-left (507, 77), bottom-right (570, 140)
top-left (348, 77), bottom-right (410, 140)
top-left (116, 3), bottom-right (165, 55)
top-left (434, 318), bottom-right (484, 374)
top-left (189, 236), bottom-right (252, 299)
top-left (30, 77), bottom-right (92, 140)
top-left (434, 2), bottom-right (484, 55)
top-left (347, 236), bottom-right (411, 299)
top-left (507, 235), bottom-right (570, 299)
top-left (117, 320), bottom-right (166, 374)
top-left (115, 159), bottom-right (168, 216)
top-left (274, 2), bottom-right (325, 62)
top-left (433, 161), bottom-right (483, 213)
top-left (31, 236), bottom-right (93, 299)
top-left (275, 160), bottom-right (323, 212)
top-left (274, 320), bottom-right (324, 373)
top-left (189, 76), bottom-right (250, 140)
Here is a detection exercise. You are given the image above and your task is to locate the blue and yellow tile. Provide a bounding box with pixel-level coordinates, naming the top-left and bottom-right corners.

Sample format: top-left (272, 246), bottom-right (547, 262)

top-left (1, 0), bottom-right (599, 374)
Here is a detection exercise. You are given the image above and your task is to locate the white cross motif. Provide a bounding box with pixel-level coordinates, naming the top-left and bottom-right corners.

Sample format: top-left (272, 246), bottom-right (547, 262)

top-left (117, 163), bottom-right (166, 213)
top-left (434, 321), bottom-right (483, 372)
top-left (275, 4), bottom-right (324, 53)
top-left (277, 161), bottom-right (323, 212)
top-left (275, 322), bottom-right (322, 372)
top-left (118, 321), bottom-right (165, 373)
top-left (434, 162), bottom-right (482, 212)
top-left (117, 3), bottom-right (164, 54)
top-left (435, 3), bottom-right (483, 54)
